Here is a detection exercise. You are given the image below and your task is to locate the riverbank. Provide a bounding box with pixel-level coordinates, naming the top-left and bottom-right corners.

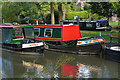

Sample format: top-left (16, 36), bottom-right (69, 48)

top-left (109, 22), bottom-right (120, 28)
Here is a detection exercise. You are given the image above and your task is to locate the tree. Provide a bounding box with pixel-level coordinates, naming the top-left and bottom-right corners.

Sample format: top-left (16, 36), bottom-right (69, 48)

top-left (112, 2), bottom-right (120, 25)
top-left (112, 2), bottom-right (120, 17)
top-left (58, 3), bottom-right (62, 24)
top-left (2, 2), bottom-right (37, 22)
top-left (50, 2), bottom-right (55, 24)
top-left (89, 2), bottom-right (114, 20)
top-left (35, 2), bottom-right (50, 22)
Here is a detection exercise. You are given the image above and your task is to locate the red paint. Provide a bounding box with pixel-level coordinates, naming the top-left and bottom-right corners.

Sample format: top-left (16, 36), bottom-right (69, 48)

top-left (78, 42), bottom-right (82, 44)
top-left (34, 26), bottom-right (45, 28)
top-left (14, 36), bottom-right (23, 38)
top-left (98, 37), bottom-right (105, 42)
top-left (0, 23), bottom-right (30, 28)
top-left (62, 25), bottom-right (82, 41)
top-left (36, 37), bottom-right (62, 41)
top-left (2, 23), bottom-right (13, 26)
top-left (88, 41), bottom-right (92, 43)
top-left (62, 64), bottom-right (78, 77)
top-left (25, 36), bottom-right (34, 39)
top-left (31, 18), bottom-right (38, 21)
top-left (29, 44), bottom-right (38, 46)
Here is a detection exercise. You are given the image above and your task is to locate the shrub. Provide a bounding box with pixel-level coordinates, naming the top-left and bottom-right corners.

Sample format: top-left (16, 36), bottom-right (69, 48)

top-left (66, 11), bottom-right (89, 19)
top-left (92, 13), bottom-right (99, 19)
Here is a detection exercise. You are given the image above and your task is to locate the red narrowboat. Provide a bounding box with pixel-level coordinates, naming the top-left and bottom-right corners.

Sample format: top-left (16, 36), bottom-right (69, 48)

top-left (34, 24), bottom-right (105, 54)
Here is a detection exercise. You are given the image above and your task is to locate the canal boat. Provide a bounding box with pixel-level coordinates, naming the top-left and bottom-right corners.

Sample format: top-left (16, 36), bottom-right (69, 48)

top-left (34, 24), bottom-right (105, 54)
top-left (62, 19), bottom-right (112, 31)
top-left (105, 32), bottom-right (120, 62)
top-left (0, 23), bottom-right (44, 53)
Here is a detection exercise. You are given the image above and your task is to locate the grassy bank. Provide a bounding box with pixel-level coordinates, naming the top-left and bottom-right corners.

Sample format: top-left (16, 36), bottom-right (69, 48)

top-left (80, 30), bottom-right (119, 43)
top-left (109, 22), bottom-right (119, 28)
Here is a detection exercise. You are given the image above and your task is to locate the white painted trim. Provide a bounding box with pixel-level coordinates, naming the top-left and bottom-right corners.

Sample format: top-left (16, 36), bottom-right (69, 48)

top-left (22, 42), bottom-right (43, 48)
top-left (13, 38), bottom-right (24, 40)
top-left (110, 46), bottom-right (120, 51)
top-left (96, 27), bottom-right (107, 29)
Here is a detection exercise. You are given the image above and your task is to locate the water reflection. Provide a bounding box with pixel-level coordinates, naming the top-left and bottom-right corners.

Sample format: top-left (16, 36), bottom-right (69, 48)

top-left (1, 49), bottom-right (119, 78)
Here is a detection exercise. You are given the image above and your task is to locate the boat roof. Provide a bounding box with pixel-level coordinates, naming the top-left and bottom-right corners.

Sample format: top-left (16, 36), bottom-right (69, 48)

top-left (63, 20), bottom-right (97, 23)
top-left (63, 19), bottom-right (108, 23)
top-left (34, 24), bottom-right (82, 41)
top-left (97, 20), bottom-right (108, 21)
top-left (34, 24), bottom-right (77, 27)
top-left (0, 23), bottom-right (33, 28)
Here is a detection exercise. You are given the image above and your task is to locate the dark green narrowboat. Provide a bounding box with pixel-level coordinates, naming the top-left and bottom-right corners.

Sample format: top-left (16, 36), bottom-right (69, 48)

top-left (0, 23), bottom-right (44, 53)
top-left (34, 24), bottom-right (105, 54)
top-left (62, 19), bottom-right (112, 31)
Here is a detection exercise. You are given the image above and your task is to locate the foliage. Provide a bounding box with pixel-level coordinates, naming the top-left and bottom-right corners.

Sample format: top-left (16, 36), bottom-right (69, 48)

top-left (112, 2), bottom-right (120, 17)
top-left (109, 22), bottom-right (119, 26)
top-left (2, 2), bottom-right (20, 22)
top-left (2, 2), bottom-right (50, 23)
top-left (45, 10), bottom-right (59, 24)
top-left (84, 4), bottom-right (90, 10)
top-left (66, 11), bottom-right (89, 19)
top-left (89, 2), bottom-right (114, 19)
top-left (92, 13), bottom-right (100, 19)
top-left (101, 17), bottom-right (107, 20)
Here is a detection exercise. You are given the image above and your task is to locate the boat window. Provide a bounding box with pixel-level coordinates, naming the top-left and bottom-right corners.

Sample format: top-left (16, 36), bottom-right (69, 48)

top-left (96, 23), bottom-right (100, 27)
top-left (44, 28), bottom-right (53, 37)
top-left (34, 28), bottom-right (40, 37)
top-left (24, 28), bottom-right (34, 39)
top-left (2, 28), bottom-right (12, 43)
top-left (86, 23), bottom-right (93, 27)
top-left (79, 22), bottom-right (83, 27)
top-left (13, 28), bottom-right (23, 40)
top-left (0, 29), bottom-right (2, 43)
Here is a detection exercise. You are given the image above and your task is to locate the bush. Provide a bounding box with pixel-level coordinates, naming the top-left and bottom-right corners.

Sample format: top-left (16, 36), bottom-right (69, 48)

top-left (92, 13), bottom-right (99, 19)
top-left (91, 13), bottom-right (108, 20)
top-left (101, 17), bottom-right (107, 20)
top-left (45, 10), bottom-right (59, 24)
top-left (66, 11), bottom-right (89, 19)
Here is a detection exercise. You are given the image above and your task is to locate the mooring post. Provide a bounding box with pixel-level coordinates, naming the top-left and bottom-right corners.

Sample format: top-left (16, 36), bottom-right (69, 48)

top-left (109, 32), bottom-right (112, 48)
top-left (3, 19), bottom-right (4, 23)
top-left (99, 32), bottom-right (101, 37)
top-left (36, 20), bottom-right (38, 25)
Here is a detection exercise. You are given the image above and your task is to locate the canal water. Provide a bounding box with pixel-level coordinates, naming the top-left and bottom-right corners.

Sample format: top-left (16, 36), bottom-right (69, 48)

top-left (0, 49), bottom-right (119, 78)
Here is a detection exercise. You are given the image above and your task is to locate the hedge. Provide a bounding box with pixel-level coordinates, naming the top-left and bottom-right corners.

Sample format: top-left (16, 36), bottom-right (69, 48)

top-left (66, 11), bottom-right (89, 19)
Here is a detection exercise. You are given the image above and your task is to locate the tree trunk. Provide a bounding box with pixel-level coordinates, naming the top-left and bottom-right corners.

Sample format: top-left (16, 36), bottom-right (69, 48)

top-left (51, 2), bottom-right (55, 24)
top-left (63, 5), bottom-right (66, 20)
top-left (58, 3), bottom-right (62, 24)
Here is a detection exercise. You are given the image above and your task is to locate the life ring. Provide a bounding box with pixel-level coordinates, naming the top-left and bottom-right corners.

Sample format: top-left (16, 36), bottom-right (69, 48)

top-left (98, 37), bottom-right (106, 42)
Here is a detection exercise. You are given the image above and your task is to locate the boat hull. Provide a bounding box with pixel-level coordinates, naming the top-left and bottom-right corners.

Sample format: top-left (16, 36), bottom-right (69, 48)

top-left (1, 42), bottom-right (44, 53)
top-left (44, 42), bottom-right (102, 54)
top-left (105, 47), bottom-right (120, 62)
